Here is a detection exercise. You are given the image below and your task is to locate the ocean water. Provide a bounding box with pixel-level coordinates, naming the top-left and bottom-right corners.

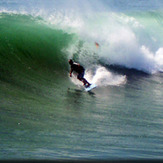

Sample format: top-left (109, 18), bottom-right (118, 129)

top-left (0, 0), bottom-right (163, 160)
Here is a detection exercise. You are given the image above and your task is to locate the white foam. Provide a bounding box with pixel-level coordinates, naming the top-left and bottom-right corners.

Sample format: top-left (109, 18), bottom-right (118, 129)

top-left (85, 66), bottom-right (126, 87)
top-left (154, 48), bottom-right (163, 72)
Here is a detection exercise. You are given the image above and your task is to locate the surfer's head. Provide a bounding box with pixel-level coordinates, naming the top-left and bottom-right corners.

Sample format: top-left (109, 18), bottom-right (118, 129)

top-left (68, 59), bottom-right (73, 65)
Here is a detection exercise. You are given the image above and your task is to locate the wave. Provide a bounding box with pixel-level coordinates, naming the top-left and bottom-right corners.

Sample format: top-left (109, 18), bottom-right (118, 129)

top-left (0, 6), bottom-right (163, 86)
top-left (33, 7), bottom-right (163, 74)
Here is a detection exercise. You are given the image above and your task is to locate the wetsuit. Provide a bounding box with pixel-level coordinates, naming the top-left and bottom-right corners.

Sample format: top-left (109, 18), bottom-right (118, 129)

top-left (70, 63), bottom-right (85, 80)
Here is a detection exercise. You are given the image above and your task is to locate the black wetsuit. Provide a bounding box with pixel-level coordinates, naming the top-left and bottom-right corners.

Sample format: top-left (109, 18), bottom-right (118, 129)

top-left (70, 63), bottom-right (85, 80)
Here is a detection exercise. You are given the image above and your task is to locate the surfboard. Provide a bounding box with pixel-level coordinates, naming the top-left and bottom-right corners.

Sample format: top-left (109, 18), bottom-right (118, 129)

top-left (85, 83), bottom-right (97, 92)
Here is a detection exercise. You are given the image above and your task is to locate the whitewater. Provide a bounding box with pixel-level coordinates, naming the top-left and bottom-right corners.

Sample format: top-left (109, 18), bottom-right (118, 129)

top-left (0, 0), bottom-right (163, 161)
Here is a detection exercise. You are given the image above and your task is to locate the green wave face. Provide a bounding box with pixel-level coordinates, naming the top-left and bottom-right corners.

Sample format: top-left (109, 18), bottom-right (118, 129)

top-left (0, 13), bottom-right (74, 83)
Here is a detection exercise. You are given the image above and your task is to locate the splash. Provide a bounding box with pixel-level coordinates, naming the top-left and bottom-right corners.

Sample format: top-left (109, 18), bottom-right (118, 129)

top-left (86, 66), bottom-right (126, 86)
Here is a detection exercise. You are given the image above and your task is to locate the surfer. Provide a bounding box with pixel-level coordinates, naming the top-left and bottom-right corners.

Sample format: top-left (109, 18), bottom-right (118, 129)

top-left (68, 59), bottom-right (91, 88)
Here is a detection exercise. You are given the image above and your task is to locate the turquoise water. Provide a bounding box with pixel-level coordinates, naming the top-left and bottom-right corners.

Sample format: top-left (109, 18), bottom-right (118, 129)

top-left (0, 0), bottom-right (163, 160)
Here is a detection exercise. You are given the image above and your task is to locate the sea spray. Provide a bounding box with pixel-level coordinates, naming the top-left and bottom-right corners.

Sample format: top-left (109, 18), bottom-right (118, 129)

top-left (91, 66), bottom-right (126, 86)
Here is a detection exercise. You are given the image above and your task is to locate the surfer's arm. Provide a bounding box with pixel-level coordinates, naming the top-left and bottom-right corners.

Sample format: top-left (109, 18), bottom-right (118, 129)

top-left (69, 68), bottom-right (73, 77)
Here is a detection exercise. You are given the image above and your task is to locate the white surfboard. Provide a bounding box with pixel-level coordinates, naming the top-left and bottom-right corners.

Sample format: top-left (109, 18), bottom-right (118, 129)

top-left (85, 83), bottom-right (97, 92)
